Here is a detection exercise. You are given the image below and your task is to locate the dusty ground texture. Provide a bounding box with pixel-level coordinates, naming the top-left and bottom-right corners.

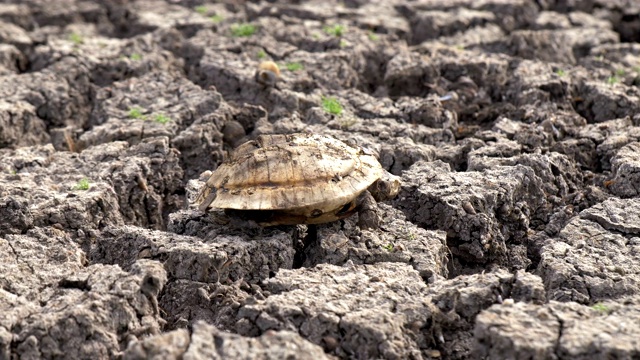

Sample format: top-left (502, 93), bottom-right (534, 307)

top-left (1, 0), bottom-right (640, 359)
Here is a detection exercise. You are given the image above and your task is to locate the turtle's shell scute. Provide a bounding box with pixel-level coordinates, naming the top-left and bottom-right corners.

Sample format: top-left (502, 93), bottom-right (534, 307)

top-left (200, 133), bottom-right (383, 216)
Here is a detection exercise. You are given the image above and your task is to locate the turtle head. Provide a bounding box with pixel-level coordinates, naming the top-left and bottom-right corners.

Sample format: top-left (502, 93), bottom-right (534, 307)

top-left (368, 171), bottom-right (401, 202)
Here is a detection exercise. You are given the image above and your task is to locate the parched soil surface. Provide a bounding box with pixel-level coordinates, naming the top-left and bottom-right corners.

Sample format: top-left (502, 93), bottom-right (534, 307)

top-left (1, 0), bottom-right (640, 359)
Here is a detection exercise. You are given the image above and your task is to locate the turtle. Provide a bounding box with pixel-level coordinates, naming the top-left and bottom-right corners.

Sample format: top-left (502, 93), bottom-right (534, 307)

top-left (255, 61), bottom-right (280, 87)
top-left (194, 133), bottom-right (400, 228)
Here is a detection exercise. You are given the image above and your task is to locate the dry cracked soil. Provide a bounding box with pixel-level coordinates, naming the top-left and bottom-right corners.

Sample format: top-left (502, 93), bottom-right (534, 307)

top-left (1, 0), bottom-right (640, 359)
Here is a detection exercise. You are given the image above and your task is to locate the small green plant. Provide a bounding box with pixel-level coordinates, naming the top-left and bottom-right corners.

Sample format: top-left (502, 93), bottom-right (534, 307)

top-left (129, 53), bottom-right (142, 61)
top-left (128, 106), bottom-right (145, 120)
top-left (339, 39), bottom-right (347, 48)
top-left (230, 23), bottom-right (256, 37)
top-left (285, 62), bottom-right (303, 71)
top-left (210, 14), bottom-right (224, 23)
top-left (555, 69), bottom-right (566, 76)
top-left (382, 243), bottom-right (394, 252)
top-left (591, 303), bottom-right (610, 314)
top-left (321, 96), bottom-right (343, 116)
top-left (153, 114), bottom-right (171, 124)
top-left (401, 227), bottom-right (417, 241)
top-left (74, 178), bottom-right (90, 191)
top-left (323, 24), bottom-right (345, 37)
top-left (69, 33), bottom-right (84, 45)
top-left (257, 49), bottom-right (266, 59)
top-left (455, 44), bottom-right (465, 50)
top-left (615, 68), bottom-right (626, 76)
top-left (606, 76), bottom-right (620, 85)
top-left (194, 5), bottom-right (207, 15)
top-left (368, 31), bottom-right (379, 41)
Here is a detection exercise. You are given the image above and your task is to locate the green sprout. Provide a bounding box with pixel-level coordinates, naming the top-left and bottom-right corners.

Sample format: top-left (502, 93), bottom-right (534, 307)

top-left (210, 14), bottom-right (224, 23)
top-left (382, 243), bottom-right (394, 252)
top-left (285, 62), bottom-right (304, 71)
top-left (69, 33), bottom-right (84, 45)
top-left (230, 23), bottom-right (257, 37)
top-left (257, 49), bottom-right (266, 59)
top-left (323, 24), bottom-right (345, 37)
top-left (194, 5), bottom-right (207, 15)
top-left (73, 178), bottom-right (90, 191)
top-left (615, 68), bottom-right (626, 76)
top-left (554, 69), bottom-right (566, 76)
top-left (368, 31), bottom-right (379, 41)
top-left (591, 303), bottom-right (611, 314)
top-left (606, 76), bottom-right (620, 85)
top-left (128, 106), bottom-right (145, 120)
top-left (339, 39), bottom-right (347, 48)
top-left (321, 96), bottom-right (343, 116)
top-left (153, 114), bottom-right (171, 124)
top-left (129, 53), bottom-right (142, 61)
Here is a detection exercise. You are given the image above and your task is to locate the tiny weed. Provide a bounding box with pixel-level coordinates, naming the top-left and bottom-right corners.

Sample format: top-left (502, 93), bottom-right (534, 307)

top-left (129, 53), bottom-right (142, 61)
top-left (257, 49), bottom-right (266, 59)
top-left (382, 243), bottom-right (394, 252)
top-left (368, 31), bottom-right (379, 41)
top-left (194, 5), bottom-right (207, 15)
top-left (210, 14), bottom-right (224, 23)
top-left (455, 44), bottom-right (465, 50)
top-left (402, 227), bottom-right (417, 241)
top-left (230, 23), bottom-right (256, 37)
top-left (606, 76), bottom-right (620, 85)
top-left (153, 114), bottom-right (171, 124)
top-left (615, 68), bottom-right (626, 76)
top-left (323, 24), bottom-right (345, 37)
top-left (128, 106), bottom-right (146, 120)
top-left (591, 303), bottom-right (610, 313)
top-left (321, 96), bottom-right (343, 116)
top-left (285, 62), bottom-right (304, 71)
top-left (555, 69), bottom-right (566, 76)
top-left (312, 33), bottom-right (320, 40)
top-left (339, 39), bottom-right (347, 48)
top-left (69, 33), bottom-right (84, 45)
top-left (74, 178), bottom-right (90, 191)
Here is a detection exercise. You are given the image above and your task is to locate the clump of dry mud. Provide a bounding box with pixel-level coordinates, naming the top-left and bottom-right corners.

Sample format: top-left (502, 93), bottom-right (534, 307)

top-left (2, 0), bottom-right (640, 359)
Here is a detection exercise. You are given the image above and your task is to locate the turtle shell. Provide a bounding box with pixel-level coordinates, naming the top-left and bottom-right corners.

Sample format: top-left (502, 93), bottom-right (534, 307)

top-left (195, 133), bottom-right (383, 225)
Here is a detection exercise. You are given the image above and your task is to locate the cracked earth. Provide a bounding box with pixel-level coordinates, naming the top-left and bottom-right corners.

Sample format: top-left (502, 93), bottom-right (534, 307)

top-left (1, 0), bottom-right (640, 359)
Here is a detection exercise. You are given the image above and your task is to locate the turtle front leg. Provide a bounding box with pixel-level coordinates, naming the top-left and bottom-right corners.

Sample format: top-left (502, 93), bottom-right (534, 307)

top-left (357, 190), bottom-right (379, 230)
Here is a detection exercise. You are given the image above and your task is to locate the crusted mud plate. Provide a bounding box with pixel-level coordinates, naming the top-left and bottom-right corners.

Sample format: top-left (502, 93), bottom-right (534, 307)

top-left (194, 133), bottom-right (399, 227)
